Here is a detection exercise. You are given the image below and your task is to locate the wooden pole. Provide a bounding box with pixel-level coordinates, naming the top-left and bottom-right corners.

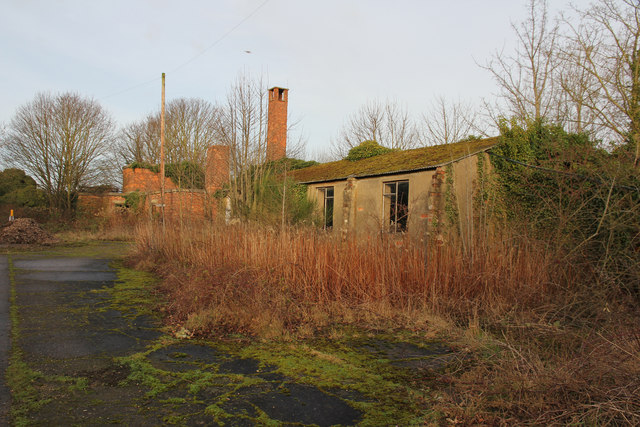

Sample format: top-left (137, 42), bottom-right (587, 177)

top-left (160, 72), bottom-right (166, 231)
top-left (281, 163), bottom-right (287, 231)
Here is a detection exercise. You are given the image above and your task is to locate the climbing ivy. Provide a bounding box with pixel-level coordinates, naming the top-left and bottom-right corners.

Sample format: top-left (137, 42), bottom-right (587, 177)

top-left (444, 164), bottom-right (459, 232)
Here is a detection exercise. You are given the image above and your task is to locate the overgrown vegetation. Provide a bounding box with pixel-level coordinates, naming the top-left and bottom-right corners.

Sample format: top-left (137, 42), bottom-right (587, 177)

top-left (127, 120), bottom-right (640, 424)
top-left (0, 168), bottom-right (46, 207)
top-left (345, 140), bottom-right (393, 161)
top-left (127, 161), bottom-right (205, 189)
top-left (491, 119), bottom-right (640, 299)
top-left (227, 160), bottom-right (316, 226)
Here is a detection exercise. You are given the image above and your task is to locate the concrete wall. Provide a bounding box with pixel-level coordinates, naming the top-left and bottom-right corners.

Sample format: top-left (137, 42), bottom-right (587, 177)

top-left (305, 154), bottom-right (481, 239)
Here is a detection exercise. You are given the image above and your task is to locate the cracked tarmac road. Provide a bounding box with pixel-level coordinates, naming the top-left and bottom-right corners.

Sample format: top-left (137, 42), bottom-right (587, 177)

top-left (1, 243), bottom-right (455, 426)
top-left (0, 247), bottom-right (367, 425)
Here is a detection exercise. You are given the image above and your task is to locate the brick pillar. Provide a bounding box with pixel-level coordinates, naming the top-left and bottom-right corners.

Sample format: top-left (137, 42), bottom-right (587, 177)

top-left (266, 87), bottom-right (288, 161)
top-left (205, 145), bottom-right (230, 194)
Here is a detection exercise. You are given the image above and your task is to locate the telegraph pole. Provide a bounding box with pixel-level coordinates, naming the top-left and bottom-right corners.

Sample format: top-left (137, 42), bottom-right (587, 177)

top-left (160, 72), bottom-right (166, 231)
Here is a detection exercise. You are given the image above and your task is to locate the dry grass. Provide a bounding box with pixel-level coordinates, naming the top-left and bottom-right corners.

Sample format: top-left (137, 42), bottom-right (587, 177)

top-left (53, 210), bottom-right (138, 243)
top-left (128, 219), bottom-right (640, 424)
top-left (131, 220), bottom-right (560, 337)
top-left (438, 323), bottom-right (640, 425)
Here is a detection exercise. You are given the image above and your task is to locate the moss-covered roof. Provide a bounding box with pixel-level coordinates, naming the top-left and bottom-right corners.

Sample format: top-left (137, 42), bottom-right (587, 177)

top-left (291, 137), bottom-right (499, 183)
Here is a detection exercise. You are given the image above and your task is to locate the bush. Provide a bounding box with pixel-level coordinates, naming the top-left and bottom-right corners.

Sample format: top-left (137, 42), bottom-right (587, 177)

top-left (345, 140), bottom-right (393, 161)
top-left (491, 119), bottom-right (640, 299)
top-left (0, 168), bottom-right (46, 207)
top-left (165, 161), bottom-right (204, 189)
top-left (124, 191), bottom-right (143, 211)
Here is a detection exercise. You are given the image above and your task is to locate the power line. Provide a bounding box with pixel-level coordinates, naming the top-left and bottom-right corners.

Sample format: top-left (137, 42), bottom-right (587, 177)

top-left (169, 0), bottom-right (270, 74)
top-left (101, 0), bottom-right (271, 101)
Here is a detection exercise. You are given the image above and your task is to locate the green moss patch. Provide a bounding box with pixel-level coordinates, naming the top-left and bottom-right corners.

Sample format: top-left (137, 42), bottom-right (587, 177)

top-left (291, 137), bottom-right (498, 183)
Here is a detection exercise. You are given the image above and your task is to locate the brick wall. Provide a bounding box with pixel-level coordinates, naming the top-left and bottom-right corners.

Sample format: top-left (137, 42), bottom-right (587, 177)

top-left (266, 87), bottom-right (288, 161)
top-left (77, 193), bottom-right (125, 214)
top-left (122, 167), bottom-right (177, 194)
top-left (146, 190), bottom-right (216, 221)
top-left (205, 145), bottom-right (230, 194)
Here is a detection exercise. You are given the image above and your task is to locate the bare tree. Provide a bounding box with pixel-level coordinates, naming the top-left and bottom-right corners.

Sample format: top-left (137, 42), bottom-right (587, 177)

top-left (555, 44), bottom-right (602, 136)
top-left (331, 99), bottom-right (420, 158)
top-left (116, 98), bottom-right (220, 189)
top-left (564, 0), bottom-right (640, 166)
top-left (117, 116), bottom-right (158, 165)
top-left (484, 0), bottom-right (560, 123)
top-left (422, 96), bottom-right (486, 146)
top-left (1, 92), bottom-right (114, 213)
top-left (119, 98), bottom-right (220, 167)
top-left (214, 73), bottom-right (269, 213)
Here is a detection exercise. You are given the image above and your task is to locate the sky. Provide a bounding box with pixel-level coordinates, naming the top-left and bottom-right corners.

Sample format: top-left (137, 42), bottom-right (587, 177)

top-left (0, 0), bottom-right (573, 160)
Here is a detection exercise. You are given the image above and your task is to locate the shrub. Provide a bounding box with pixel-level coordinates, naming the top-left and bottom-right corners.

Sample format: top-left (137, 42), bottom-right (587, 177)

top-left (491, 119), bottom-right (640, 299)
top-left (124, 191), bottom-right (143, 211)
top-left (0, 168), bottom-right (46, 207)
top-left (345, 140), bottom-right (393, 161)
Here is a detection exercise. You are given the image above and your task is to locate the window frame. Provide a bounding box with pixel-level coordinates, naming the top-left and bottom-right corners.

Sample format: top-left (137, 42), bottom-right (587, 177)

top-left (383, 179), bottom-right (409, 233)
top-left (317, 186), bottom-right (334, 230)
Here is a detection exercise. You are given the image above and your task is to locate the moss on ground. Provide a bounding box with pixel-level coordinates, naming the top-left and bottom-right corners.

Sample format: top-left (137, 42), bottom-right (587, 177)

top-left (6, 242), bottom-right (456, 425)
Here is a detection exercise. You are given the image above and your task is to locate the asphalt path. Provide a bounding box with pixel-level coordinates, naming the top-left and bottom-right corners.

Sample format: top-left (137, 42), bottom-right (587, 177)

top-left (0, 245), bottom-right (453, 425)
top-left (2, 249), bottom-right (366, 425)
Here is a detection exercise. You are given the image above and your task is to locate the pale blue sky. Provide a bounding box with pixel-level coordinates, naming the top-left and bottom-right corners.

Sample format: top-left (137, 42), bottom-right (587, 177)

top-left (0, 0), bottom-right (572, 159)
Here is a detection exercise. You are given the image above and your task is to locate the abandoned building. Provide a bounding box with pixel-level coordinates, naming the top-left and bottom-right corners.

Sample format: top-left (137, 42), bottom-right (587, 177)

top-left (79, 84), bottom-right (497, 238)
top-left (290, 137), bottom-right (498, 238)
top-left (78, 86), bottom-right (290, 219)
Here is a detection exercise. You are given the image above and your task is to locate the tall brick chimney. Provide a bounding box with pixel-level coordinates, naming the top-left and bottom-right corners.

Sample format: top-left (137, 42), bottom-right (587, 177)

top-left (266, 86), bottom-right (288, 161)
top-left (205, 145), bottom-right (230, 194)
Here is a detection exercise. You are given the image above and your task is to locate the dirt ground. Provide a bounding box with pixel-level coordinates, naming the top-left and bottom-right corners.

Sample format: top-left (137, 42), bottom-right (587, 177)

top-left (1, 243), bottom-right (457, 425)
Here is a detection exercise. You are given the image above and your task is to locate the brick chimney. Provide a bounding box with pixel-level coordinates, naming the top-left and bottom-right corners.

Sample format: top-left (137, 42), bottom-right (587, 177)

top-left (266, 86), bottom-right (288, 161)
top-left (205, 145), bottom-right (230, 194)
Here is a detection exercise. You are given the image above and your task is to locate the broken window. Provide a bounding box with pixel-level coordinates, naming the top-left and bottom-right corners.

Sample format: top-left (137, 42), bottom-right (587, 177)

top-left (383, 180), bottom-right (409, 232)
top-left (318, 186), bottom-right (334, 229)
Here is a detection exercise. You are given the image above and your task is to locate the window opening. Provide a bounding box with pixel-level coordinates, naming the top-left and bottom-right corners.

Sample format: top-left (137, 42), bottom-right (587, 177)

top-left (318, 187), bottom-right (334, 229)
top-left (383, 180), bottom-right (409, 232)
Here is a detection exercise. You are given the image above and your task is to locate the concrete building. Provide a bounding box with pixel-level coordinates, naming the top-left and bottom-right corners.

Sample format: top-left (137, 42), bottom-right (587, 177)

top-left (290, 137), bottom-right (498, 238)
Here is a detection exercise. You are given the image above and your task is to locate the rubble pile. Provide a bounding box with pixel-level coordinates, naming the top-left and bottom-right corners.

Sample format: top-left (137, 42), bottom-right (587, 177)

top-left (0, 218), bottom-right (56, 244)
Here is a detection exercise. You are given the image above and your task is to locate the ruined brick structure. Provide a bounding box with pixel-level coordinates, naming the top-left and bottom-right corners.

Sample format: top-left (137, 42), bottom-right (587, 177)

top-left (122, 168), bottom-right (177, 194)
top-left (79, 85), bottom-right (289, 220)
top-left (147, 190), bottom-right (207, 220)
top-left (77, 193), bottom-right (125, 214)
top-left (266, 87), bottom-right (288, 161)
top-left (205, 145), bottom-right (230, 194)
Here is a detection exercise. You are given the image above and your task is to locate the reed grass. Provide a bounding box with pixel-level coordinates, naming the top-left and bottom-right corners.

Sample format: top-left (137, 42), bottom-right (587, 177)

top-left (132, 220), bottom-right (562, 336)
top-left (129, 219), bottom-right (640, 424)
